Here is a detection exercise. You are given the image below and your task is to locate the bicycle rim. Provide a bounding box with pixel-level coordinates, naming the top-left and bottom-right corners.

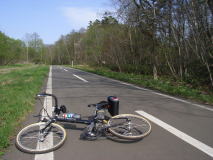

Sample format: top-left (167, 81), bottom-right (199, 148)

top-left (108, 114), bottom-right (151, 140)
top-left (16, 122), bottom-right (66, 154)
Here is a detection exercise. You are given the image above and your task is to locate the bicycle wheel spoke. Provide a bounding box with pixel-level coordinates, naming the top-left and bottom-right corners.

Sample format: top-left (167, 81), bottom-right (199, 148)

top-left (52, 130), bottom-right (63, 135)
top-left (130, 123), bottom-right (148, 128)
top-left (21, 136), bottom-right (38, 139)
top-left (123, 131), bottom-right (132, 136)
top-left (21, 139), bottom-right (36, 144)
top-left (108, 114), bottom-right (151, 139)
top-left (52, 135), bottom-right (63, 138)
top-left (16, 122), bottom-right (66, 153)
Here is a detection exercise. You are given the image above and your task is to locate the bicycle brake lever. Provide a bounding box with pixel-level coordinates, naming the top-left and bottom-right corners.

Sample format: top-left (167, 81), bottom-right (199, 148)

top-left (88, 104), bottom-right (96, 107)
top-left (36, 92), bottom-right (47, 97)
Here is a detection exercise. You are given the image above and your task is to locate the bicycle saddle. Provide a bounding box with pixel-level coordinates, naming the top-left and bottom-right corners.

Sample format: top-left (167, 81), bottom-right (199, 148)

top-left (88, 101), bottom-right (109, 109)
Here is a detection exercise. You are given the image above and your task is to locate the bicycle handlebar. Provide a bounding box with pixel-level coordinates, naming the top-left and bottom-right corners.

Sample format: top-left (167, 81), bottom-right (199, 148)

top-left (36, 92), bottom-right (58, 107)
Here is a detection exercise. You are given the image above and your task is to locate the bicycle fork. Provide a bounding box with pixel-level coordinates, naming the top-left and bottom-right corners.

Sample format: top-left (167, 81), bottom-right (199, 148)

top-left (39, 120), bottom-right (54, 142)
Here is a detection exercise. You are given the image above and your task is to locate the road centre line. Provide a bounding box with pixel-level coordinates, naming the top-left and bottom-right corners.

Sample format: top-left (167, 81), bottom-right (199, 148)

top-left (35, 66), bottom-right (54, 160)
top-left (136, 110), bottom-right (213, 158)
top-left (69, 68), bottom-right (213, 112)
top-left (73, 74), bottom-right (88, 82)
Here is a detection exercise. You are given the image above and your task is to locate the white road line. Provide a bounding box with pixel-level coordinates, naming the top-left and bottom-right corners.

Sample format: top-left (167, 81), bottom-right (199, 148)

top-left (35, 66), bottom-right (54, 160)
top-left (136, 110), bottom-right (213, 158)
top-left (69, 68), bottom-right (213, 112)
top-left (73, 74), bottom-right (88, 82)
top-left (119, 81), bottom-right (213, 112)
top-left (120, 82), bottom-right (148, 91)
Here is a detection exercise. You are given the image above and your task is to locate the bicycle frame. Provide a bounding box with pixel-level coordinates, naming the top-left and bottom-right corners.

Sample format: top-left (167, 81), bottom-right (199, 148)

top-left (56, 117), bottom-right (91, 125)
top-left (38, 93), bottom-right (106, 128)
top-left (37, 92), bottom-right (133, 139)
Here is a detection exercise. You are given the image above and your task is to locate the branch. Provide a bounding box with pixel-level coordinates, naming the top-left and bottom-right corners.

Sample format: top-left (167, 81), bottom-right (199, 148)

top-left (143, 0), bottom-right (153, 8)
top-left (133, 0), bottom-right (140, 8)
top-left (207, 0), bottom-right (213, 15)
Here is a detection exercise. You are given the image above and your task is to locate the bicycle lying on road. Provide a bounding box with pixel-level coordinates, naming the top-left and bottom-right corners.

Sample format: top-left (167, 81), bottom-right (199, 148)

top-left (16, 93), bottom-right (151, 154)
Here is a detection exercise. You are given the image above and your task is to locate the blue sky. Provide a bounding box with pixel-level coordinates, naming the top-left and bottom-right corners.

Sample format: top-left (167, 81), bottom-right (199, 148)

top-left (0, 0), bottom-right (112, 44)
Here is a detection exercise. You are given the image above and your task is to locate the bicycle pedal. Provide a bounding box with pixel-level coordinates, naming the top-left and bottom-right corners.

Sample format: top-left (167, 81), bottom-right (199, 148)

top-left (80, 131), bottom-right (97, 141)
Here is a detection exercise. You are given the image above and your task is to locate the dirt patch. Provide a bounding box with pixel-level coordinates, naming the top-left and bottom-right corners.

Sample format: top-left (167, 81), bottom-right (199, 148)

top-left (0, 79), bottom-right (14, 86)
top-left (0, 68), bottom-right (19, 74)
top-left (24, 77), bottom-right (33, 82)
top-left (0, 65), bottom-right (37, 74)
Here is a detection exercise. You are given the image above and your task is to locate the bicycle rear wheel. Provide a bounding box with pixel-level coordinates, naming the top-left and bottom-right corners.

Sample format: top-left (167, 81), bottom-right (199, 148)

top-left (16, 122), bottom-right (66, 154)
top-left (108, 114), bottom-right (151, 140)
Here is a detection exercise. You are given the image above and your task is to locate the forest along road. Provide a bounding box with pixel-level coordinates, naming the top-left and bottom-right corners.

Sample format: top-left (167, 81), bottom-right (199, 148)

top-left (3, 65), bottom-right (213, 160)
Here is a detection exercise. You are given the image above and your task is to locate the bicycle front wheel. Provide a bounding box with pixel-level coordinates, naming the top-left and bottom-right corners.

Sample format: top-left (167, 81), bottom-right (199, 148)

top-left (108, 114), bottom-right (151, 140)
top-left (16, 122), bottom-right (66, 154)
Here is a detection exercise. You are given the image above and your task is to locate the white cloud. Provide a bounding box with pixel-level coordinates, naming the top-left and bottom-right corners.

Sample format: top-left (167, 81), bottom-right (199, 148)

top-left (61, 7), bottom-right (101, 30)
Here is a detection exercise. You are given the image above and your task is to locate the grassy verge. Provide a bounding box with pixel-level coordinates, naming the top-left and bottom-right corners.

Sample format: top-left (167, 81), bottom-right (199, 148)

top-left (71, 65), bottom-right (213, 105)
top-left (0, 64), bottom-right (49, 155)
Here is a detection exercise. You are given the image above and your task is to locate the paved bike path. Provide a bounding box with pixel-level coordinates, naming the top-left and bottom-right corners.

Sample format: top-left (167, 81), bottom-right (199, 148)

top-left (3, 65), bottom-right (213, 160)
top-left (52, 66), bottom-right (213, 160)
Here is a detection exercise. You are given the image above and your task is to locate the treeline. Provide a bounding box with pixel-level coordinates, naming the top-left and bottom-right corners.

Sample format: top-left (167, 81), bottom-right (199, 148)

top-left (0, 32), bottom-right (45, 65)
top-left (0, 32), bottom-right (25, 65)
top-left (47, 0), bottom-right (213, 88)
top-left (1, 0), bottom-right (212, 89)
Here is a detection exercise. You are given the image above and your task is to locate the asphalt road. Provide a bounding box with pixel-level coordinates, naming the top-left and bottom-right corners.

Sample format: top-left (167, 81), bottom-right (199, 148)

top-left (3, 65), bottom-right (213, 160)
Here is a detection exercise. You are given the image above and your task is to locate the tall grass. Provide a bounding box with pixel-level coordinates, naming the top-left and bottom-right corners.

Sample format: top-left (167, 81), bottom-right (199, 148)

top-left (0, 65), bottom-right (49, 154)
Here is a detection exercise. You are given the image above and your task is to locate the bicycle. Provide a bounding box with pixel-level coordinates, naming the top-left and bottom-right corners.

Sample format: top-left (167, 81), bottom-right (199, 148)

top-left (15, 93), bottom-right (151, 154)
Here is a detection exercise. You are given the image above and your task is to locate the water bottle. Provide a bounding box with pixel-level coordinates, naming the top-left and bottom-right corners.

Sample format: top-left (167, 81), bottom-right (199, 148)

top-left (62, 113), bottom-right (81, 119)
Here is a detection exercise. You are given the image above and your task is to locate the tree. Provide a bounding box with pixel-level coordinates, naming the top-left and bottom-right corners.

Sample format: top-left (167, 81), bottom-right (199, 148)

top-left (0, 31), bottom-right (25, 65)
top-left (23, 32), bottom-right (44, 63)
top-left (44, 1), bottom-right (213, 88)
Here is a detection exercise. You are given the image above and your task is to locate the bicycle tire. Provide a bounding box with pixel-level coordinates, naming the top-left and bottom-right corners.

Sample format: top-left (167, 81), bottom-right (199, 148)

top-left (16, 122), bottom-right (66, 154)
top-left (108, 114), bottom-right (151, 140)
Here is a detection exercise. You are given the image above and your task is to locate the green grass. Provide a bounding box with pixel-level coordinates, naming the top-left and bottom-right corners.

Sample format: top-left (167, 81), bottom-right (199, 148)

top-left (0, 64), bottom-right (49, 154)
top-left (71, 65), bottom-right (213, 105)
